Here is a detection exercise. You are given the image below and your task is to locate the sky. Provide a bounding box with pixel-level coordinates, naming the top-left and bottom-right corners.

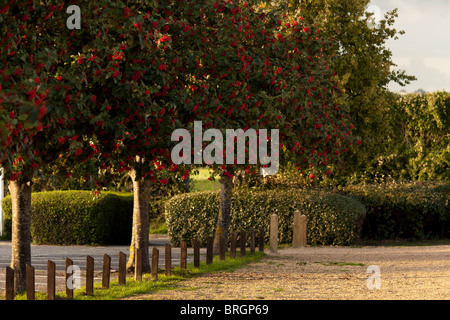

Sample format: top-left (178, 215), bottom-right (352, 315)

top-left (369, 0), bottom-right (450, 93)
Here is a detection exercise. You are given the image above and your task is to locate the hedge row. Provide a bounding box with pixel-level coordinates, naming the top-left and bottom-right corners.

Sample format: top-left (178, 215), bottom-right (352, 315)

top-left (3, 181), bottom-right (447, 246)
top-left (343, 181), bottom-right (450, 240)
top-left (165, 188), bottom-right (367, 246)
top-left (2, 191), bottom-right (134, 245)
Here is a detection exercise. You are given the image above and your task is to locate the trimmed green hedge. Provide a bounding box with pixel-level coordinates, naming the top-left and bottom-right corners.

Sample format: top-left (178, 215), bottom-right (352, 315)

top-left (1, 191), bottom-right (133, 245)
top-left (165, 189), bottom-right (367, 246)
top-left (343, 181), bottom-right (450, 240)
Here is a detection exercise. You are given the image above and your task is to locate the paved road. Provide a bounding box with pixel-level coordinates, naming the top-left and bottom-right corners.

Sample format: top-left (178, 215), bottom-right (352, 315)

top-left (0, 235), bottom-right (205, 293)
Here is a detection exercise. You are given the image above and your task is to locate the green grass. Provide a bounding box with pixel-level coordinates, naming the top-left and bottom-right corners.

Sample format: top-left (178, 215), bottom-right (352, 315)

top-left (11, 251), bottom-right (265, 300)
top-left (191, 168), bottom-right (220, 192)
top-left (149, 215), bottom-right (168, 234)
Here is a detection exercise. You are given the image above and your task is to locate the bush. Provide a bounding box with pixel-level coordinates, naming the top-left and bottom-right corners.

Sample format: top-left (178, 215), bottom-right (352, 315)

top-left (165, 188), bottom-right (367, 246)
top-left (1, 191), bottom-right (133, 245)
top-left (343, 181), bottom-right (450, 240)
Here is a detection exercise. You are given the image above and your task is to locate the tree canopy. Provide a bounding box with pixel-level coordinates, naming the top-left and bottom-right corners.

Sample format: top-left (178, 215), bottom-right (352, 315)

top-left (287, 0), bottom-right (416, 182)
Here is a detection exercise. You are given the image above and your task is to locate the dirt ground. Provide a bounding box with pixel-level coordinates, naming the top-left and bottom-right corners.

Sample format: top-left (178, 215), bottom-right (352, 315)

top-left (130, 244), bottom-right (450, 300)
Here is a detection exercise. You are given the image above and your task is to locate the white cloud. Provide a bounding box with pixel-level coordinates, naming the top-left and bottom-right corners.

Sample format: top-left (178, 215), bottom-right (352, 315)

top-left (370, 0), bottom-right (450, 92)
top-left (393, 56), bottom-right (412, 68)
top-left (423, 57), bottom-right (450, 79)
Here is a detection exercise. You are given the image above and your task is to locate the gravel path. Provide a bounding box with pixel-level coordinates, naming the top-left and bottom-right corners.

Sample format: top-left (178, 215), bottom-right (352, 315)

top-left (131, 245), bottom-right (450, 300)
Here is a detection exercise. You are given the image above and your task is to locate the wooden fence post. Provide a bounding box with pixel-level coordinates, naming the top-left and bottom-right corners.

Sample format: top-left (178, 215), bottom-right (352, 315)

top-left (206, 237), bottom-right (213, 265)
top-left (86, 255), bottom-right (94, 295)
top-left (270, 214), bottom-right (278, 253)
top-left (118, 251), bottom-right (126, 285)
top-left (65, 258), bottom-right (73, 298)
top-left (152, 247), bottom-right (159, 281)
top-left (135, 248), bottom-right (142, 281)
top-left (259, 226), bottom-right (265, 252)
top-left (26, 264), bottom-right (35, 300)
top-left (47, 260), bottom-right (56, 300)
top-left (292, 210), bottom-right (301, 248)
top-left (102, 254), bottom-right (111, 289)
top-left (300, 214), bottom-right (308, 247)
top-left (230, 232), bottom-right (237, 259)
top-left (193, 239), bottom-right (200, 267)
top-left (240, 229), bottom-right (246, 256)
top-left (165, 244), bottom-right (172, 275)
top-left (5, 266), bottom-right (14, 300)
top-left (180, 241), bottom-right (187, 269)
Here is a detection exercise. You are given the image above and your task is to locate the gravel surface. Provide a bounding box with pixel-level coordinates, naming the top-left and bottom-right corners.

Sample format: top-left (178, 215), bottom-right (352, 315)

top-left (131, 245), bottom-right (450, 300)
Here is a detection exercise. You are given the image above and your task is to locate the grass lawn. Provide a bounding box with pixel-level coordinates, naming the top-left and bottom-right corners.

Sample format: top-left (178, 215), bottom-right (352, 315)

top-left (191, 167), bottom-right (220, 192)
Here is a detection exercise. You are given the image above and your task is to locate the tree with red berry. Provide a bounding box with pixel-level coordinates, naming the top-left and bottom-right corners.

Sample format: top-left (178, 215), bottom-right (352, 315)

top-left (171, 0), bottom-right (358, 252)
top-left (68, 1), bottom-right (199, 272)
top-left (0, 1), bottom-right (98, 291)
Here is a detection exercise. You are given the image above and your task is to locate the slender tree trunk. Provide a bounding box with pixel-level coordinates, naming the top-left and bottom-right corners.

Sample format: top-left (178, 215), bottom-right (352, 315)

top-left (213, 175), bottom-right (233, 254)
top-left (126, 168), bottom-right (151, 273)
top-left (9, 176), bottom-right (32, 293)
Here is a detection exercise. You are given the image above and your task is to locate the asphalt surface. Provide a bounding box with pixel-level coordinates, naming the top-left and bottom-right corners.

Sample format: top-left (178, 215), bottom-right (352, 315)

top-left (0, 235), bottom-right (205, 293)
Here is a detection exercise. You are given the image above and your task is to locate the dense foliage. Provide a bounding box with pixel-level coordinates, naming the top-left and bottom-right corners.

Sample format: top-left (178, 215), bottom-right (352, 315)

top-left (378, 92), bottom-right (449, 182)
top-left (0, 1), bottom-right (88, 180)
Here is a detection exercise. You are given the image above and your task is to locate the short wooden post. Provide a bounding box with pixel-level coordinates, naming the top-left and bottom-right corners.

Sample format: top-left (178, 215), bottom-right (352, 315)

top-left (240, 229), bottom-right (246, 256)
top-left (219, 236), bottom-right (226, 261)
top-left (165, 244), bottom-right (172, 275)
top-left (135, 248), bottom-right (142, 281)
top-left (300, 214), bottom-right (308, 247)
top-left (193, 239), bottom-right (200, 267)
top-left (5, 266), bottom-right (14, 300)
top-left (151, 247), bottom-right (159, 281)
top-left (102, 254), bottom-right (111, 289)
top-left (47, 260), bottom-right (56, 300)
top-left (26, 264), bottom-right (35, 300)
top-left (270, 214), bottom-right (278, 253)
top-left (259, 226), bottom-right (265, 252)
top-left (118, 251), bottom-right (126, 285)
top-left (292, 210), bottom-right (301, 248)
top-left (180, 241), bottom-right (187, 269)
top-left (230, 232), bottom-right (237, 259)
top-left (65, 258), bottom-right (73, 298)
top-left (206, 237), bottom-right (213, 265)
top-left (86, 255), bottom-right (94, 295)
top-left (250, 228), bottom-right (256, 254)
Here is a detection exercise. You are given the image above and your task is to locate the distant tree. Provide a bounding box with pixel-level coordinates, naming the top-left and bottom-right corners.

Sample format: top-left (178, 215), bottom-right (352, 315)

top-left (415, 89), bottom-right (426, 95)
top-left (288, 0), bottom-right (416, 182)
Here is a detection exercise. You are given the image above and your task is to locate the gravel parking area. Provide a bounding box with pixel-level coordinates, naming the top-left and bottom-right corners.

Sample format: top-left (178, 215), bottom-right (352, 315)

top-left (133, 245), bottom-right (450, 300)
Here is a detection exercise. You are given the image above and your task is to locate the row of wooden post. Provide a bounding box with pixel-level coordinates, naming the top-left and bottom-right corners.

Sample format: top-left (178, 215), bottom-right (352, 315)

top-left (5, 212), bottom-right (308, 300)
top-left (4, 227), bottom-right (265, 300)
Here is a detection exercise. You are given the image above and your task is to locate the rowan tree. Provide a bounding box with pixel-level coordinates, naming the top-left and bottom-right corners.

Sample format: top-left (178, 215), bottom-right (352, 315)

top-left (169, 0), bottom-right (357, 251)
top-left (67, 1), bottom-right (198, 271)
top-left (0, 0), bottom-right (93, 291)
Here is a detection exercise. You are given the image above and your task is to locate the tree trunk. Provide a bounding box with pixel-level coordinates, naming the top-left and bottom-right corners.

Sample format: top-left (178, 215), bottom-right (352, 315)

top-left (126, 168), bottom-right (152, 273)
top-left (213, 175), bottom-right (233, 254)
top-left (9, 176), bottom-right (32, 293)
